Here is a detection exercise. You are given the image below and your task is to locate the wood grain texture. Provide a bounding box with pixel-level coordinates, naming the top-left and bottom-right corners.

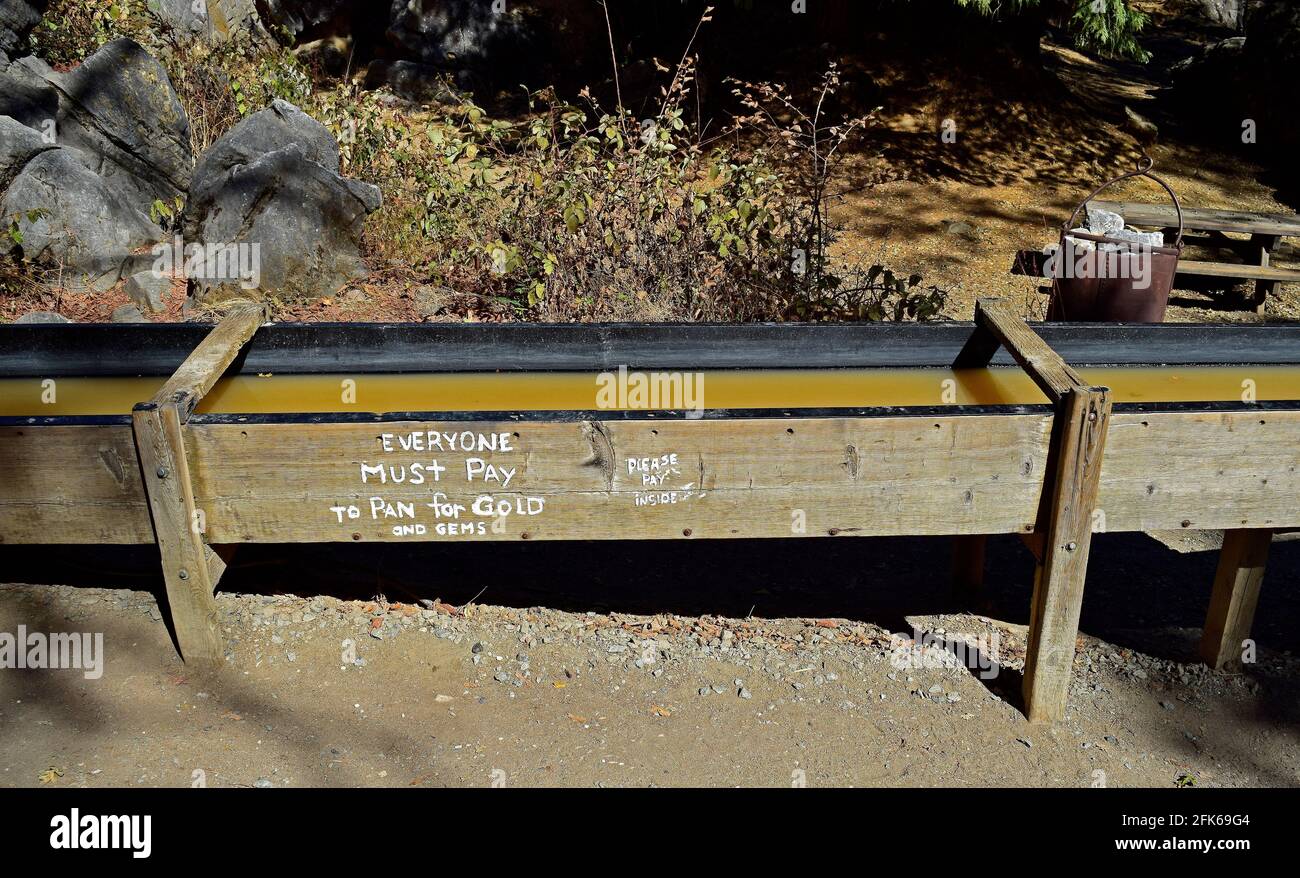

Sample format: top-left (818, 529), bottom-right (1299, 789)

top-left (4, 408), bottom-right (1300, 544)
top-left (1177, 260), bottom-right (1300, 282)
top-left (0, 424), bottom-right (151, 543)
top-left (1096, 410), bottom-right (1300, 531)
top-left (183, 414), bottom-right (1053, 543)
top-left (133, 404), bottom-right (223, 664)
top-left (1022, 386), bottom-right (1112, 723)
top-left (1090, 200), bottom-right (1300, 237)
top-left (133, 306), bottom-right (264, 663)
top-left (1200, 528), bottom-right (1272, 670)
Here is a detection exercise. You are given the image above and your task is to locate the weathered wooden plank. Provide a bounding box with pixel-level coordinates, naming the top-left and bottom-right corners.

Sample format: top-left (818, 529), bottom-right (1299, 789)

top-left (974, 300), bottom-right (1086, 403)
top-left (152, 303), bottom-right (265, 420)
top-left (1177, 259), bottom-right (1300, 282)
top-left (132, 404), bottom-right (223, 663)
top-left (1095, 410), bottom-right (1300, 531)
top-left (1200, 528), bottom-right (1272, 670)
top-left (1090, 200), bottom-right (1300, 237)
top-left (947, 309), bottom-right (1011, 601)
top-left (184, 415), bottom-right (1053, 543)
top-left (0, 424), bottom-right (152, 543)
top-left (4, 408), bottom-right (1300, 544)
top-left (133, 306), bottom-right (264, 662)
top-left (1023, 386), bottom-right (1112, 723)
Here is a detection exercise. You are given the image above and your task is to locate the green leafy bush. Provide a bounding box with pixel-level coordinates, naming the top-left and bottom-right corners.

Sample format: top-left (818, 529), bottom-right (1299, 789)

top-left (25, 2), bottom-right (944, 323)
top-left (310, 60), bottom-right (944, 322)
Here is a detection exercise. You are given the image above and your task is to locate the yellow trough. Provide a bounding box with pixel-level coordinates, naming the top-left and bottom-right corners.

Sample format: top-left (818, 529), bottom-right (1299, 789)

top-left (1, 300), bottom-right (1296, 722)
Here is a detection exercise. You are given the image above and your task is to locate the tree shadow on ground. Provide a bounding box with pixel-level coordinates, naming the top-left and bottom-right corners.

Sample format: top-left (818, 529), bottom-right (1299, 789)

top-left (4, 531), bottom-right (1297, 655)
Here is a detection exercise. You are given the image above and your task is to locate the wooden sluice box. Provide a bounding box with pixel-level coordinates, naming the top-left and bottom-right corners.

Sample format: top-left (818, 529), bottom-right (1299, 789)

top-left (2, 300), bottom-right (1299, 722)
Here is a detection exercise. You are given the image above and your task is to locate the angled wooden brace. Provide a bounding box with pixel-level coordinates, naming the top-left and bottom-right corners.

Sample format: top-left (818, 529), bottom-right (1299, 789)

top-left (956, 299), bottom-right (1112, 723)
top-left (132, 303), bottom-right (266, 664)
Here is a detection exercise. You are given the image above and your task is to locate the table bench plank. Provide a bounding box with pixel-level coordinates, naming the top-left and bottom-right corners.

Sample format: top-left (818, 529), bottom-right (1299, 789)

top-left (1177, 259), bottom-right (1300, 282)
top-left (1090, 200), bottom-right (1300, 237)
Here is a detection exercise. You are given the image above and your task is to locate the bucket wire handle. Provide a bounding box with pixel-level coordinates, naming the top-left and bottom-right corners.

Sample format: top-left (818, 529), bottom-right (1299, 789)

top-left (1063, 155), bottom-right (1184, 248)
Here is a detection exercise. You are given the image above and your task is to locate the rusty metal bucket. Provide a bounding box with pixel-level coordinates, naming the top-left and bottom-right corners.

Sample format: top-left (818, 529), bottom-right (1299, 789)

top-left (1047, 157), bottom-right (1184, 323)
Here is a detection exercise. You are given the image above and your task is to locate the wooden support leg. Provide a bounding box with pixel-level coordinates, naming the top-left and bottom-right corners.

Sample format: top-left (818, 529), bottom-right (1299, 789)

top-left (960, 300), bottom-right (1113, 722)
top-left (1249, 234), bottom-right (1280, 314)
top-left (132, 303), bottom-right (266, 664)
top-left (951, 535), bottom-right (987, 605)
top-left (1200, 528), bottom-right (1272, 671)
top-left (1021, 387), bottom-right (1112, 723)
top-left (134, 402), bottom-right (224, 664)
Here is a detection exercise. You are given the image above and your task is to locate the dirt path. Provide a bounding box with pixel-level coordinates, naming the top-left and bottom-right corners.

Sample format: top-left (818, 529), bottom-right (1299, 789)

top-left (3, 571), bottom-right (1297, 788)
top-left (831, 9), bottom-right (1299, 323)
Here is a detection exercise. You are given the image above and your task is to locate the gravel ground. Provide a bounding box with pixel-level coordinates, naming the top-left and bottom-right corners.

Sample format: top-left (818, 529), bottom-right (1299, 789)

top-left (2, 538), bottom-right (1298, 787)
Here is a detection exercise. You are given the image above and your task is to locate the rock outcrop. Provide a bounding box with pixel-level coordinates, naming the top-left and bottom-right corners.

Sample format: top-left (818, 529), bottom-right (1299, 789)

top-left (154, 0), bottom-right (267, 43)
top-left (1190, 0), bottom-right (1245, 29)
top-left (0, 0), bottom-right (46, 56)
top-left (258, 0), bottom-right (352, 41)
top-left (1, 148), bottom-right (161, 287)
top-left (386, 0), bottom-right (531, 69)
top-left (181, 99), bottom-right (381, 302)
top-left (28, 39), bottom-right (193, 207)
top-left (1170, 0), bottom-right (1300, 163)
top-left (0, 39), bottom-right (191, 288)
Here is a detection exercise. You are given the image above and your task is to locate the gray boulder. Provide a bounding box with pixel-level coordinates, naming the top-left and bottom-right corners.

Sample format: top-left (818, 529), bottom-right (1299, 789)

top-left (1192, 1), bottom-right (1245, 29)
top-left (0, 114), bottom-right (53, 190)
top-left (0, 56), bottom-right (59, 129)
top-left (110, 302), bottom-right (148, 322)
top-left (32, 38), bottom-right (193, 207)
top-left (1, 149), bottom-right (161, 289)
top-left (386, 0), bottom-right (531, 69)
top-left (153, 0), bottom-right (267, 43)
top-left (190, 98), bottom-right (338, 181)
top-left (182, 100), bottom-right (381, 302)
top-left (12, 310), bottom-right (70, 323)
top-left (0, 40), bottom-right (192, 288)
top-left (125, 269), bottom-right (171, 312)
top-left (258, 0), bottom-right (352, 40)
top-left (0, 0), bottom-right (46, 54)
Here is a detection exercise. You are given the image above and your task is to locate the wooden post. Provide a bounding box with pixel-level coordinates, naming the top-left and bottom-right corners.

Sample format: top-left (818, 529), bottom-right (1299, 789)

top-left (133, 304), bottom-right (265, 664)
top-left (965, 299), bottom-right (1113, 723)
top-left (1021, 386), bottom-right (1111, 722)
top-left (1200, 528), bottom-right (1272, 671)
top-left (1249, 234), bottom-right (1280, 314)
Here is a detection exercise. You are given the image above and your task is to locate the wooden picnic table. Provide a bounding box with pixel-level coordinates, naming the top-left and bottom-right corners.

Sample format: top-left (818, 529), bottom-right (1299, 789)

top-left (1090, 199), bottom-right (1300, 312)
